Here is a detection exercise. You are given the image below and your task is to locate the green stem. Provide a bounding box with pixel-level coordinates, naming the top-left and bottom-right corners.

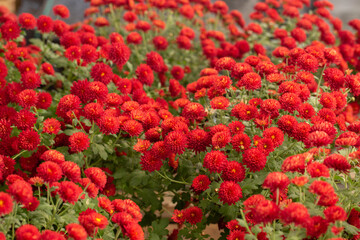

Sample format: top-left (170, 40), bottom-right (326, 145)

top-left (12, 150), bottom-right (27, 159)
top-left (155, 171), bottom-right (190, 185)
top-left (114, 227), bottom-right (122, 239)
top-left (240, 209), bottom-right (254, 235)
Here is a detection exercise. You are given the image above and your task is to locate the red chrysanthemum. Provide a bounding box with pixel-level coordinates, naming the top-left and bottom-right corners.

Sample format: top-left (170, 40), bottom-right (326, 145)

top-left (37, 161), bottom-right (63, 182)
top-left (65, 223), bottom-right (87, 240)
top-left (323, 154), bottom-right (351, 173)
top-left (203, 150), bottom-right (227, 173)
top-left (53, 4), bottom-right (70, 19)
top-left (218, 181), bottom-right (242, 205)
top-left (0, 192), bottom-right (13, 216)
top-left (263, 172), bottom-right (290, 192)
top-left (98, 114), bottom-right (120, 135)
top-left (242, 148), bottom-right (267, 172)
top-left (43, 118), bottom-right (61, 135)
top-left (184, 206), bottom-right (202, 225)
top-left (108, 43), bottom-right (131, 66)
top-left (280, 203), bottom-right (310, 226)
top-left (18, 13), bottom-right (36, 29)
top-left (191, 175), bottom-right (211, 194)
top-left (297, 53), bottom-right (319, 72)
top-left (59, 181), bottom-right (83, 204)
top-left (18, 129), bottom-right (40, 151)
top-left (15, 224), bottom-right (41, 240)
top-left (1, 21), bottom-right (20, 40)
top-left (69, 132), bottom-right (90, 153)
top-left (84, 167), bottom-right (107, 190)
top-left (37, 15), bottom-right (53, 33)
top-left (7, 180), bottom-right (33, 204)
top-left (307, 162), bottom-right (330, 178)
top-left (41, 150), bottom-right (65, 164)
top-left (90, 63), bottom-right (113, 85)
top-left (324, 206), bottom-right (347, 223)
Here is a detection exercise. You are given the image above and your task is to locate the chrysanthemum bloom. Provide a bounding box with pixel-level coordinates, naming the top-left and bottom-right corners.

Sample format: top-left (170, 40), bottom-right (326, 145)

top-left (135, 64), bottom-right (154, 86)
top-left (61, 161), bottom-right (81, 183)
top-left (69, 132), bottom-right (90, 153)
top-left (59, 181), bottom-right (82, 204)
top-left (263, 127), bottom-right (284, 148)
top-left (81, 44), bottom-right (98, 63)
top-left (320, 92), bottom-right (337, 110)
top-left (84, 167), bottom-right (107, 190)
top-left (227, 230), bottom-right (245, 240)
top-left (306, 162), bottom-right (330, 178)
top-left (291, 176), bottom-right (309, 187)
top-left (231, 102), bottom-right (257, 121)
top-left (64, 46), bottom-right (81, 60)
top-left (309, 180), bottom-right (335, 196)
top-left (181, 102), bottom-right (207, 121)
top-left (191, 175), bottom-right (211, 194)
top-left (8, 180), bottom-right (33, 204)
top-left (242, 148), bottom-right (267, 172)
top-left (41, 63), bottom-right (55, 76)
top-left (323, 154), bottom-right (351, 173)
top-left (18, 13), bottom-right (36, 29)
top-left (41, 150), bottom-right (65, 164)
top-left (18, 129), bottom-right (40, 151)
top-left (276, 115), bottom-right (298, 136)
top-left (78, 209), bottom-right (108, 235)
top-left (53, 20), bottom-right (69, 37)
top-left (211, 131), bottom-right (231, 149)
top-left (252, 199), bottom-right (279, 224)
top-left (97, 196), bottom-right (114, 215)
top-left (0, 192), bottom-right (13, 216)
top-left (43, 118), bottom-right (61, 135)
top-left (42, 230), bottom-right (67, 240)
top-left (279, 92), bottom-right (302, 113)
top-left (218, 181), bottom-right (242, 205)
top-left (112, 211), bottom-right (136, 227)
top-left (14, 109), bottom-right (36, 130)
top-left (97, 114), bottom-right (120, 135)
top-left (241, 72), bottom-right (262, 90)
top-left (20, 71), bottom-right (41, 89)
top-left (323, 68), bottom-right (344, 91)
top-left (263, 172), bottom-right (290, 192)
top-left (140, 150), bottom-right (163, 172)
top-left (17, 89), bottom-right (38, 109)
top-left (231, 63), bottom-right (253, 79)
top-left (121, 119), bottom-right (143, 137)
top-left (1, 21), bottom-right (20, 40)
top-left (305, 131), bottom-right (332, 148)
top-left (305, 216), bottom-right (329, 239)
top-left (324, 206), bottom-right (347, 223)
top-left (108, 42), bottom-right (131, 66)
top-left (214, 57), bottom-right (236, 71)
top-left (297, 53), bottom-right (319, 73)
top-left (53, 4), bottom-right (70, 18)
top-left (203, 150), bottom-right (227, 173)
top-left (80, 178), bottom-right (98, 198)
top-left (222, 161), bottom-right (246, 183)
top-left (186, 129), bottom-right (210, 153)
top-left (37, 15), bottom-right (53, 33)
top-left (146, 51), bottom-right (166, 73)
top-left (260, 99), bottom-right (281, 118)
top-left (172, 209), bottom-right (185, 224)
top-left (152, 36), bottom-right (168, 50)
top-left (15, 224), bottom-right (41, 240)
top-left (184, 206), bottom-right (202, 225)
top-left (0, 119), bottom-right (11, 140)
top-left (228, 121), bottom-right (245, 136)
top-left (56, 94), bottom-right (81, 119)
top-left (90, 63), bottom-right (113, 85)
top-left (66, 223), bottom-right (87, 240)
top-left (164, 131), bottom-right (188, 155)
top-left (280, 203), bottom-right (310, 227)
top-left (37, 161), bottom-right (63, 182)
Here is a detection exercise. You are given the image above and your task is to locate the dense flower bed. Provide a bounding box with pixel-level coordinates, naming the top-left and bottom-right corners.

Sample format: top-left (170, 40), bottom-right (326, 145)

top-left (0, 0), bottom-right (359, 239)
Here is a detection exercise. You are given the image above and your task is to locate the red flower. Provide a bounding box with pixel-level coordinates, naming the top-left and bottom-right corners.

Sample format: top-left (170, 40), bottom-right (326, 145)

top-left (66, 223), bottom-right (87, 240)
top-left (231, 103), bottom-right (257, 121)
top-left (65, 46), bottom-right (81, 60)
top-left (53, 4), bottom-right (70, 19)
top-left (98, 114), bottom-right (120, 135)
top-left (81, 44), bottom-right (98, 63)
top-left (78, 209), bottom-right (108, 236)
top-left (152, 36), bottom-right (168, 50)
top-left (252, 199), bottom-right (279, 224)
top-left (307, 162), bottom-right (330, 178)
top-left (186, 129), bottom-right (210, 153)
top-left (59, 181), bottom-right (83, 204)
top-left (108, 43), bottom-right (131, 66)
top-left (172, 209), bottom-right (185, 224)
top-left (263, 127), bottom-right (284, 147)
top-left (164, 131), bottom-right (188, 155)
top-left (222, 161), bottom-right (246, 183)
top-left (181, 102), bottom-right (207, 121)
top-left (18, 13), bottom-right (36, 29)
top-left (184, 206), bottom-right (202, 225)
top-left (242, 148), bottom-right (267, 172)
top-left (18, 129), bottom-right (40, 151)
top-left (122, 120), bottom-right (143, 137)
top-left (0, 192), bottom-right (13, 216)
top-left (37, 161), bottom-right (63, 182)
top-left (309, 180), bottom-right (335, 196)
top-left (1, 21), bottom-right (20, 40)
top-left (136, 64), bottom-right (154, 86)
top-left (146, 51), bottom-right (166, 73)
top-left (17, 89), bottom-right (38, 109)
top-left (297, 53), bottom-right (319, 72)
top-left (227, 230), bottom-right (245, 240)
top-left (69, 132), bottom-right (90, 152)
top-left (241, 72), bottom-right (262, 90)
top-left (61, 161), bottom-right (81, 183)
top-left (324, 206), bottom-right (347, 223)
top-left (323, 154), bottom-right (351, 173)
top-left (37, 15), bottom-right (53, 33)
top-left (43, 118), bottom-right (61, 135)
top-left (263, 172), bottom-right (290, 192)
top-left (306, 216), bottom-right (329, 238)
top-left (280, 203), bottom-right (310, 226)
top-left (191, 175), bottom-right (211, 193)
top-left (15, 224), bottom-right (41, 240)
top-left (84, 167), bottom-right (107, 190)
top-left (203, 150), bottom-right (227, 173)
top-left (279, 93), bottom-right (301, 113)
top-left (39, 230), bottom-right (65, 240)
top-left (90, 63), bottom-right (113, 85)
top-left (218, 181), bottom-right (242, 205)
top-left (8, 180), bottom-right (33, 204)
top-left (41, 150), bottom-right (65, 164)
top-left (231, 133), bottom-right (251, 152)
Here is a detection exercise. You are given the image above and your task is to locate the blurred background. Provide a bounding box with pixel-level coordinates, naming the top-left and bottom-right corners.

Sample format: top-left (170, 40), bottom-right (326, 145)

top-left (0, 0), bottom-right (359, 28)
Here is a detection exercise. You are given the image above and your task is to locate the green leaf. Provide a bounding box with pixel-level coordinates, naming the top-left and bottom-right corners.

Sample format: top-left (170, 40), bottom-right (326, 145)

top-left (343, 221), bottom-right (360, 235)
